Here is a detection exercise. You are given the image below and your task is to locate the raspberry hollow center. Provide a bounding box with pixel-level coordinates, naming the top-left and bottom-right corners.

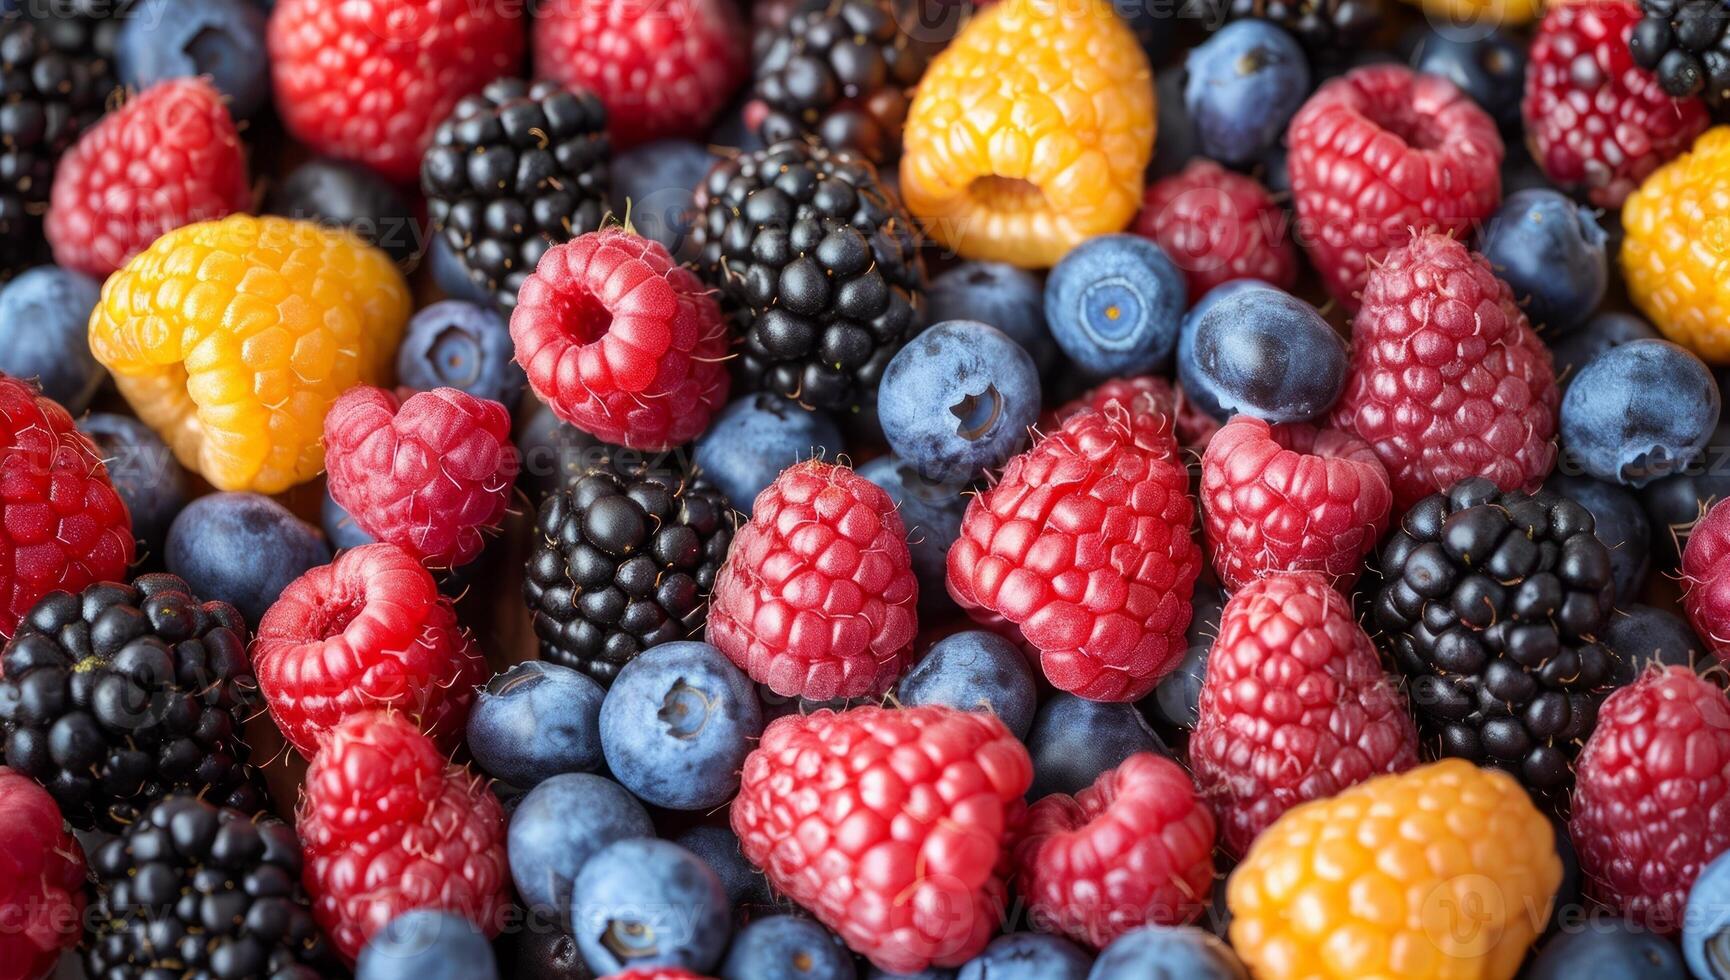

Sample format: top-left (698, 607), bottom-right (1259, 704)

top-left (970, 175), bottom-right (1047, 212)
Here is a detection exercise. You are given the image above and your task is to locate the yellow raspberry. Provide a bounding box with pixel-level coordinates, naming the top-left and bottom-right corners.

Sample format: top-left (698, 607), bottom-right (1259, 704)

top-left (898, 0), bottom-right (1154, 268)
top-left (1622, 125), bottom-right (1730, 364)
top-left (1227, 759), bottom-right (1561, 980)
top-left (88, 215), bottom-right (411, 494)
top-left (1396, 0), bottom-right (1542, 28)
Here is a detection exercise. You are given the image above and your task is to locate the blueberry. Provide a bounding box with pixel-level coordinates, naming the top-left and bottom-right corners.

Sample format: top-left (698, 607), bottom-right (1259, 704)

top-left (355, 910), bottom-right (498, 980)
top-left (116, 0), bottom-right (269, 119)
top-left (427, 233), bottom-right (495, 305)
top-left (165, 493), bottom-right (331, 626)
top-left (1549, 312), bottom-right (1659, 386)
top-left (1027, 695), bottom-right (1168, 800)
top-left (609, 139), bottom-right (716, 262)
top-left (396, 300), bottom-right (524, 409)
top-left (878, 320), bottom-right (1041, 485)
top-left (1478, 190), bottom-right (1608, 333)
top-left (693, 394), bottom-right (845, 511)
top-left (1045, 235), bottom-right (1186, 378)
top-left (1183, 21), bottom-right (1309, 166)
top-left (1545, 474), bottom-right (1650, 604)
top-left (1686, 850), bottom-right (1730, 978)
top-left (924, 263), bottom-right (1056, 373)
top-left (1087, 926), bottom-right (1247, 980)
top-left (1145, 585), bottom-right (1226, 729)
top-left (1641, 420), bottom-right (1730, 567)
top-left (674, 824), bottom-right (774, 910)
top-left (720, 916), bottom-right (855, 980)
top-left (320, 484), bottom-right (375, 551)
top-left (857, 455), bottom-right (966, 614)
top-left (1151, 66), bottom-right (1199, 179)
top-left (896, 630), bottom-right (1037, 740)
top-left (0, 266), bottom-right (104, 415)
top-left (571, 838), bottom-right (732, 975)
top-left (957, 933), bottom-right (1091, 980)
top-left (515, 400), bottom-right (601, 504)
top-left (495, 910), bottom-right (589, 980)
top-left (266, 157), bottom-right (421, 264)
top-left (599, 641), bottom-right (763, 810)
top-left (1177, 282), bottom-right (1347, 423)
top-left (1528, 916), bottom-right (1686, 979)
top-left (468, 661), bottom-right (606, 788)
top-left (1408, 28), bottom-right (1527, 130)
top-left (1607, 605), bottom-right (1708, 684)
top-left (1561, 339), bottom-right (1722, 486)
top-left (77, 413), bottom-right (188, 560)
top-left (507, 772), bottom-right (653, 916)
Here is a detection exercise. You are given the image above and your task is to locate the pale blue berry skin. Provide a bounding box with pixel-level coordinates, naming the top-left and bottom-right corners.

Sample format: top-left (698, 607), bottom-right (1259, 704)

top-left (925, 262), bottom-right (1056, 373)
top-left (1686, 852), bottom-right (1730, 979)
top-left (598, 641), bottom-right (763, 810)
top-left (356, 910), bottom-right (499, 980)
top-left (1560, 339), bottom-right (1722, 487)
top-left (468, 661), bottom-right (606, 788)
top-left (507, 772), bottom-right (652, 916)
top-left (609, 140), bottom-right (716, 262)
top-left (1183, 21), bottom-right (1309, 166)
top-left (396, 300), bottom-right (524, 409)
top-left (117, 0), bottom-right (270, 118)
top-left (1027, 694), bottom-right (1169, 800)
top-left (1549, 312), bottom-right (1659, 387)
top-left (165, 493), bottom-right (330, 626)
top-left (858, 455), bottom-right (966, 614)
top-left (427, 234), bottom-right (494, 305)
top-left (1177, 282), bottom-right (1346, 423)
top-left (1045, 235), bottom-right (1186, 378)
top-left (78, 413), bottom-right (188, 560)
top-left (958, 933), bottom-right (1093, 980)
top-left (1087, 926), bottom-right (1248, 980)
top-left (1479, 189), bottom-right (1608, 333)
top-left (720, 916), bottom-right (857, 980)
top-left (878, 320), bottom-right (1041, 486)
top-left (0, 266), bottom-right (104, 415)
top-left (694, 394), bottom-right (845, 511)
top-left (571, 839), bottom-right (732, 975)
top-left (320, 486), bottom-right (375, 551)
top-left (896, 630), bottom-right (1037, 740)
top-left (1530, 917), bottom-right (1686, 979)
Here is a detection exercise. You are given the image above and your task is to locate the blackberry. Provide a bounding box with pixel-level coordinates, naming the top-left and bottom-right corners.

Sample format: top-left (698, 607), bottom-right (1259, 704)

top-left (694, 139), bottom-right (925, 412)
top-left (422, 78), bottom-right (611, 310)
top-left (1374, 478), bottom-right (1620, 803)
top-left (1217, 0), bottom-right (1381, 58)
top-left (751, 0), bottom-right (939, 163)
top-left (85, 796), bottom-right (333, 979)
top-left (22, 0), bottom-right (133, 63)
top-left (1631, 0), bottom-right (1730, 107)
top-left (524, 447), bottom-right (733, 685)
top-left (0, 574), bottom-right (267, 831)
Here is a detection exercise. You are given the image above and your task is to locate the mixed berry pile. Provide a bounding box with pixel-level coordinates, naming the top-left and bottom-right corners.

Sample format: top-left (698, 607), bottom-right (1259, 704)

top-left (10, 0), bottom-right (1730, 978)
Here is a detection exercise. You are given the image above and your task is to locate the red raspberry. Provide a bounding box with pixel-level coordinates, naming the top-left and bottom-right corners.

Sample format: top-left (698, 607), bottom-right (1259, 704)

top-left (267, 0), bottom-right (525, 182)
top-left (254, 543), bottom-right (487, 757)
top-left (1523, 1), bottom-right (1708, 209)
top-left (1046, 374), bottom-right (1221, 454)
top-left (1134, 160), bottom-right (1297, 306)
top-left (1288, 64), bottom-right (1503, 312)
top-left (1199, 416), bottom-right (1391, 591)
top-left (323, 386), bottom-right (517, 569)
top-left (534, 0), bottom-right (747, 147)
top-left (731, 705), bottom-right (1032, 973)
top-left (1328, 230), bottom-right (1559, 513)
top-left (0, 767), bottom-right (84, 980)
top-left (1190, 572), bottom-right (1419, 857)
top-left (706, 459), bottom-right (917, 700)
top-left (297, 711), bottom-right (510, 963)
top-left (45, 78), bottom-right (250, 279)
top-left (947, 409), bottom-right (1200, 702)
top-left (1683, 498), bottom-right (1730, 659)
top-left (1013, 752), bottom-right (1214, 950)
top-left (604, 972), bottom-right (713, 980)
top-left (1569, 666), bottom-right (1730, 935)
top-left (512, 229), bottom-right (731, 452)
top-left (0, 374), bottom-right (134, 638)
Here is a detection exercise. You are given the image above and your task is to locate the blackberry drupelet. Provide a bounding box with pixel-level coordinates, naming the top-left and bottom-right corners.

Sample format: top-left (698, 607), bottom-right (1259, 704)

top-left (1631, 0), bottom-right (1730, 107)
top-left (1218, 0), bottom-right (1380, 58)
top-left (752, 0), bottom-right (937, 162)
top-left (524, 447), bottom-right (733, 685)
top-left (694, 138), bottom-right (925, 412)
top-left (85, 796), bottom-right (332, 979)
top-left (22, 0), bottom-right (132, 62)
top-left (0, 574), bottom-right (266, 831)
top-left (422, 78), bottom-right (611, 310)
top-left (1374, 478), bottom-right (1619, 803)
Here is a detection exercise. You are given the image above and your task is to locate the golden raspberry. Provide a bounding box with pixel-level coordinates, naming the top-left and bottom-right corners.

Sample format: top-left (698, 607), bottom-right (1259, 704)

top-left (1396, 0), bottom-right (1541, 27)
top-left (1227, 759), bottom-right (1561, 980)
top-left (898, 0), bottom-right (1154, 268)
top-left (1622, 125), bottom-right (1730, 364)
top-left (88, 215), bottom-right (411, 494)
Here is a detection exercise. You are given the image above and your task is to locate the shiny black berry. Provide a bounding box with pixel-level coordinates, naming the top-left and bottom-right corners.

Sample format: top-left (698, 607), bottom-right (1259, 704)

top-left (1219, 0), bottom-right (1381, 58)
top-left (1632, 0), bottom-right (1730, 107)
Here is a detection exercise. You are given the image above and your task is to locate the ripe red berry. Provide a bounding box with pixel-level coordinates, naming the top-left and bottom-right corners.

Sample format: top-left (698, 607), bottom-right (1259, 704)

top-left (297, 711), bottom-right (510, 963)
top-left (1134, 160), bottom-right (1297, 306)
top-left (511, 229), bottom-right (731, 452)
top-left (731, 705), bottom-right (1032, 974)
top-left (46, 78), bottom-right (251, 278)
top-left (1200, 415), bottom-right (1391, 591)
top-left (1014, 752), bottom-right (1215, 949)
top-left (324, 385), bottom-right (517, 569)
top-left (1329, 230), bottom-right (1559, 513)
top-left (0, 767), bottom-right (85, 980)
top-left (1288, 64), bottom-right (1503, 312)
top-left (1684, 498), bottom-right (1730, 659)
top-left (254, 543), bottom-right (488, 757)
top-left (1190, 572), bottom-right (1419, 857)
top-left (1044, 374), bottom-right (1203, 462)
top-left (1569, 666), bottom-right (1730, 935)
top-left (267, 0), bottom-right (525, 182)
top-left (948, 408), bottom-right (1201, 702)
top-left (707, 459), bottom-right (918, 700)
